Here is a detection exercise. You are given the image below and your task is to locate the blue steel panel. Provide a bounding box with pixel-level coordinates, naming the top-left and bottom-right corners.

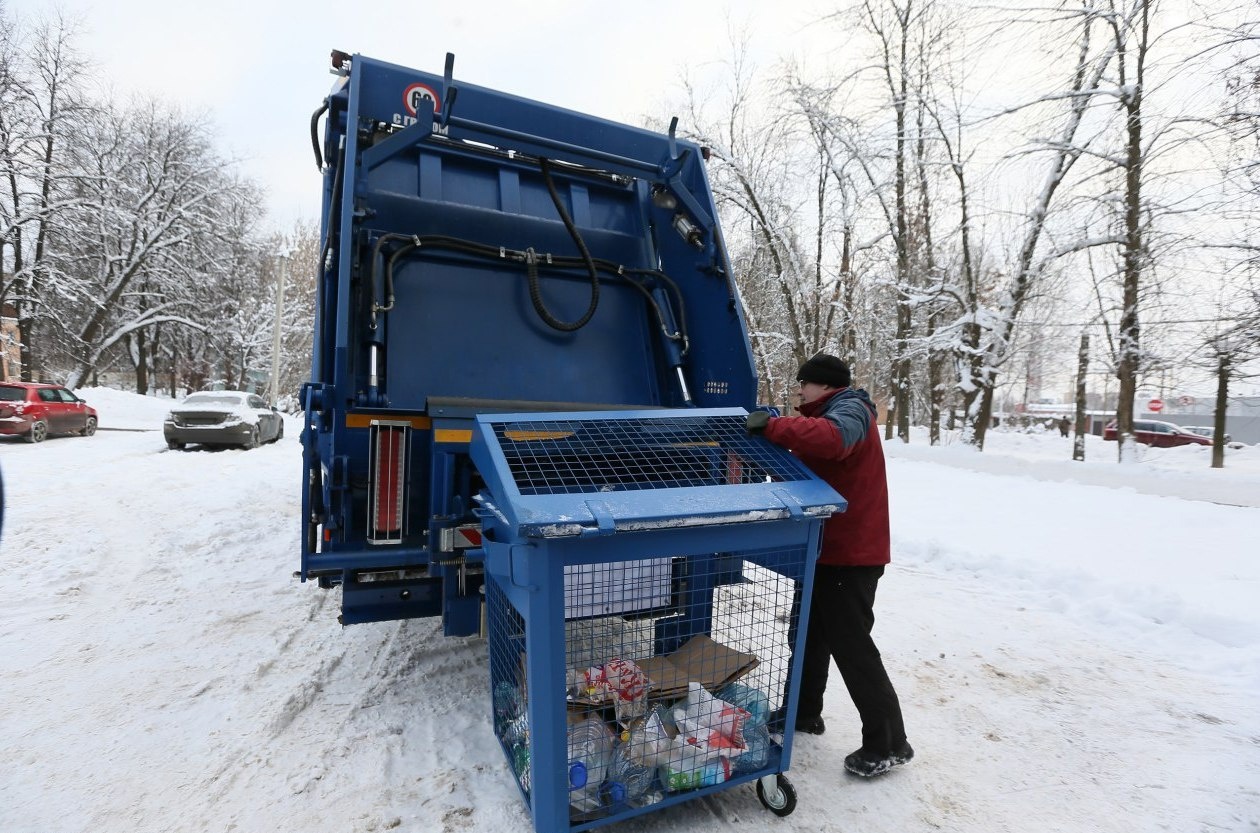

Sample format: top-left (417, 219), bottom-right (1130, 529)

top-left (328, 54), bottom-right (759, 411)
top-left (381, 260), bottom-right (660, 410)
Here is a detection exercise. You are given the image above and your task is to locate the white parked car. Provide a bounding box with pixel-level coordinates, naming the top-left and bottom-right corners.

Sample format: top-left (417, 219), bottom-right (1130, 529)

top-left (163, 391), bottom-right (284, 450)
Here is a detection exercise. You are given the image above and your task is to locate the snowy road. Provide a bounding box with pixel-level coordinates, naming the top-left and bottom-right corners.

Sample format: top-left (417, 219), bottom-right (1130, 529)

top-left (2, 399), bottom-right (1257, 833)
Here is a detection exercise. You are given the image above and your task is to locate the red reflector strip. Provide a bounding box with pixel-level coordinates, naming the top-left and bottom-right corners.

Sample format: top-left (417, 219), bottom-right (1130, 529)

top-left (374, 426), bottom-right (406, 533)
top-left (455, 527), bottom-right (482, 547)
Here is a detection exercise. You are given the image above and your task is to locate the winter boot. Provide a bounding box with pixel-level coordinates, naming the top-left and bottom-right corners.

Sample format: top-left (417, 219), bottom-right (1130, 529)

top-left (768, 707), bottom-right (826, 735)
top-left (844, 742), bottom-right (914, 778)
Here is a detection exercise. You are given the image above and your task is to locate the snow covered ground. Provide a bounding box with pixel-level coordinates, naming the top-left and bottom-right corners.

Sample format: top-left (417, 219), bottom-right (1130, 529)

top-left (2, 388), bottom-right (1257, 833)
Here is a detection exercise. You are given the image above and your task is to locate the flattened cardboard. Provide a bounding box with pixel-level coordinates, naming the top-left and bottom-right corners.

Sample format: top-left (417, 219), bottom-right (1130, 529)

top-left (638, 634), bottom-right (758, 698)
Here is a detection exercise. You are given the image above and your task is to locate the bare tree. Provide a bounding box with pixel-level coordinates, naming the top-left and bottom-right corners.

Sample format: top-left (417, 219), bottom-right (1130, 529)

top-left (789, 78), bottom-right (894, 403)
top-left (672, 35), bottom-right (834, 408)
top-left (856, 0), bottom-right (919, 442)
top-left (963, 2), bottom-right (1118, 449)
top-left (55, 99), bottom-right (254, 388)
top-left (1107, 0), bottom-right (1155, 462)
top-left (0, 8), bottom-right (90, 381)
top-left (1199, 284), bottom-right (1259, 468)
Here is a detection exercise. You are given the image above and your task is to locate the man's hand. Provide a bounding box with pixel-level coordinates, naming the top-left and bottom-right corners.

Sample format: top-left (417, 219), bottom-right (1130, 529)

top-left (745, 411), bottom-right (770, 434)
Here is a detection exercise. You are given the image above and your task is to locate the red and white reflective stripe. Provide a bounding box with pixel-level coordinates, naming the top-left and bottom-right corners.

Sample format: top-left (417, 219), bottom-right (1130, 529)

top-left (440, 524), bottom-right (483, 550)
top-left (373, 426), bottom-right (406, 534)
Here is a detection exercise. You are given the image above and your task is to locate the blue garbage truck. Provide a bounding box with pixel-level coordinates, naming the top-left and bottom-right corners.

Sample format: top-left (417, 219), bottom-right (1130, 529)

top-left (301, 50), bottom-right (844, 832)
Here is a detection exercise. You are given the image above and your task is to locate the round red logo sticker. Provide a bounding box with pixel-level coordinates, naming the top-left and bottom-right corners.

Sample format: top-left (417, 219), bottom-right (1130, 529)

top-left (402, 82), bottom-right (441, 117)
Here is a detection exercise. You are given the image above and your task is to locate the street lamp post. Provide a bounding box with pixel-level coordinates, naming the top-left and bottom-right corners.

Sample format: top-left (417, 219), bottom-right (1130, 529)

top-left (269, 251), bottom-right (289, 407)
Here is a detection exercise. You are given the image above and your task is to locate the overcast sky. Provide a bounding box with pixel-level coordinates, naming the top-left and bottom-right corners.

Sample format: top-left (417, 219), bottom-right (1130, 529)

top-left (10, 0), bottom-right (840, 230)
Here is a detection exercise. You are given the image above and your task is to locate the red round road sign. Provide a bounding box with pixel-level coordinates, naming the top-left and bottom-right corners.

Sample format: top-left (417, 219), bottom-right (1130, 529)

top-left (1148, 398), bottom-right (1164, 412)
top-left (402, 82), bottom-right (441, 117)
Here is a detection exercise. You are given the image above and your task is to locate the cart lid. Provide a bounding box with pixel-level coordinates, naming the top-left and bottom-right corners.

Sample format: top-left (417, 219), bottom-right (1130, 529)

top-left (470, 408), bottom-right (845, 539)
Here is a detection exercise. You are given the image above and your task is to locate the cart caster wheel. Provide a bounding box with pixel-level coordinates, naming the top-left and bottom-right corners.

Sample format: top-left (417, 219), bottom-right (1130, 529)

top-left (757, 774), bottom-right (797, 817)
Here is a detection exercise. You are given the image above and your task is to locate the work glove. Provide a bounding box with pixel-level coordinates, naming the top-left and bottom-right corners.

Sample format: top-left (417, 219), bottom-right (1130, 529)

top-left (745, 411), bottom-right (771, 434)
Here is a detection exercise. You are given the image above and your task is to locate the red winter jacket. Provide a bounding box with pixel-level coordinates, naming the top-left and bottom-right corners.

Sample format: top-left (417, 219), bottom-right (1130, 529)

top-left (762, 388), bottom-right (890, 567)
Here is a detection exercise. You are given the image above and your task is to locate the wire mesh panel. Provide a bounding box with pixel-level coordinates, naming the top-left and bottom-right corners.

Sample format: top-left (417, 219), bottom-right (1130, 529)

top-left (487, 579), bottom-right (533, 798)
top-left (486, 544), bottom-right (807, 830)
top-left (491, 414), bottom-right (811, 495)
top-left (471, 409), bottom-right (844, 542)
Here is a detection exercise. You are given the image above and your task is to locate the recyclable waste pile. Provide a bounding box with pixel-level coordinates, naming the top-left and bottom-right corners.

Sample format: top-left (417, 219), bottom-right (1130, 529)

top-left (493, 658), bottom-right (779, 816)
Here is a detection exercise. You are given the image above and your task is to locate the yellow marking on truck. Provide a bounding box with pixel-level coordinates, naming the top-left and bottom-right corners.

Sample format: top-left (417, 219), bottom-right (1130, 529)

top-left (434, 428), bottom-right (473, 444)
top-left (346, 414), bottom-right (431, 429)
top-left (503, 430), bottom-right (574, 441)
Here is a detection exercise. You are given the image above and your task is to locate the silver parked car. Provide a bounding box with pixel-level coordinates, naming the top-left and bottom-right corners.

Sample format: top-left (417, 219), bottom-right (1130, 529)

top-left (164, 391), bottom-right (284, 450)
top-left (1184, 425), bottom-right (1245, 448)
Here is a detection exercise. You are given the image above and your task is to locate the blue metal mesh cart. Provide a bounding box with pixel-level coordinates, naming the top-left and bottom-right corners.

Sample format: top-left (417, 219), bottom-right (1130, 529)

top-left (471, 408), bottom-right (844, 832)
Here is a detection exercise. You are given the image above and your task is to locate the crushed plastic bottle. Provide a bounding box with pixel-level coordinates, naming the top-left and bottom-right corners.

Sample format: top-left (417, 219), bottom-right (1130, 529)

top-left (675, 682), bottom-right (750, 754)
top-left (622, 706), bottom-right (673, 767)
top-left (731, 723), bottom-right (770, 773)
top-left (715, 682), bottom-right (770, 728)
top-left (567, 717), bottom-right (614, 812)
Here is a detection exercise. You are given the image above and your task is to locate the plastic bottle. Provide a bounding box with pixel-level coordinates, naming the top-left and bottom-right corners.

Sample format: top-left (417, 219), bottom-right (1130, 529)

top-left (637, 787), bottom-right (665, 807)
top-left (676, 682), bottom-right (750, 750)
top-left (715, 682), bottom-right (770, 728)
top-left (701, 757), bottom-right (731, 786)
top-left (660, 764), bottom-right (700, 793)
top-left (511, 742), bottom-right (532, 792)
top-left (501, 713), bottom-right (529, 746)
top-left (494, 681), bottom-right (523, 718)
top-left (567, 717), bottom-right (614, 812)
top-left (661, 755), bottom-right (729, 791)
top-left (494, 681), bottom-right (525, 740)
top-left (731, 723), bottom-right (770, 774)
top-left (622, 707), bottom-right (672, 768)
top-left (607, 741), bottom-right (657, 807)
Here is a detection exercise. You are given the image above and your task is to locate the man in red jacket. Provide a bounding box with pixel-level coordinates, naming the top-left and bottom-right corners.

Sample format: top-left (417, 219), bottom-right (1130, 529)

top-left (746, 353), bottom-right (912, 778)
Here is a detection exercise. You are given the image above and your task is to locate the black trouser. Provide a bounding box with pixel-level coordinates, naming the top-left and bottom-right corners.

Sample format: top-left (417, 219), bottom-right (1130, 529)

top-left (791, 564), bottom-right (906, 755)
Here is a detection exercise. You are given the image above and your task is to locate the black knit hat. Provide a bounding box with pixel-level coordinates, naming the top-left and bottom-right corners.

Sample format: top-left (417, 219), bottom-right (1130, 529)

top-left (796, 353), bottom-right (851, 388)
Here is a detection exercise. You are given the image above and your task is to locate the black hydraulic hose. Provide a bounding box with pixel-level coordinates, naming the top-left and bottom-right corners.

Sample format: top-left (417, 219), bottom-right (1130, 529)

top-left (314, 141), bottom-right (346, 380)
top-left (372, 233), bottom-right (689, 350)
top-left (533, 158), bottom-right (599, 332)
top-left (317, 142), bottom-right (345, 278)
top-left (624, 267), bottom-right (690, 355)
top-left (311, 101), bottom-right (329, 171)
top-left (320, 146), bottom-right (345, 288)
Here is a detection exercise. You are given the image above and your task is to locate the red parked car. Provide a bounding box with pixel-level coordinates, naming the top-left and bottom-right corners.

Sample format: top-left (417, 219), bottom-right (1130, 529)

top-left (0, 382), bottom-right (98, 443)
top-left (1102, 419), bottom-right (1211, 448)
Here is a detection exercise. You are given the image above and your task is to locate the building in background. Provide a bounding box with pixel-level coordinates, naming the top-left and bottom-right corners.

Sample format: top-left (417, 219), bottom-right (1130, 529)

top-left (1, 304), bottom-right (20, 381)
